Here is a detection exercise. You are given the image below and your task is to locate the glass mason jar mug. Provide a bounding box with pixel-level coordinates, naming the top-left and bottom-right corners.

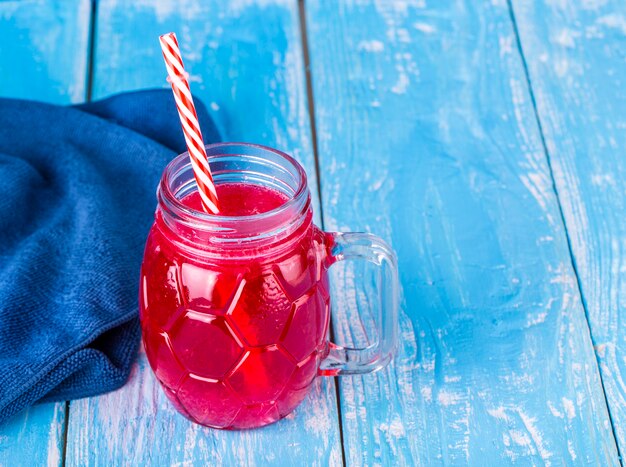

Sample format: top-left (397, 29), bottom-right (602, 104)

top-left (140, 143), bottom-right (399, 429)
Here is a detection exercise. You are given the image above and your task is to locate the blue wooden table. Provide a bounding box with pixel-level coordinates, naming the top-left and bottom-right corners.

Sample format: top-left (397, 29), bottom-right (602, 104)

top-left (1, 0), bottom-right (625, 465)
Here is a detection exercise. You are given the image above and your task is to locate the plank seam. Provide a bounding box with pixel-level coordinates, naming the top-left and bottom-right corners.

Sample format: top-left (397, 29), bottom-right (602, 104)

top-left (298, 0), bottom-right (326, 228)
top-left (85, 0), bottom-right (97, 102)
top-left (61, 402), bottom-right (69, 467)
top-left (506, 1), bottom-right (623, 463)
top-left (64, 0), bottom-right (96, 463)
top-left (298, 1), bottom-right (346, 466)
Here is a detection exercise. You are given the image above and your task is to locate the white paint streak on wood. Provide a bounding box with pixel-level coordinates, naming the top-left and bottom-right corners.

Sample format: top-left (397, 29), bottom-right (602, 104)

top-left (518, 410), bottom-right (552, 463)
top-left (412, 22), bottom-right (435, 34)
top-left (45, 403), bottom-right (65, 467)
top-left (358, 40), bottom-right (385, 52)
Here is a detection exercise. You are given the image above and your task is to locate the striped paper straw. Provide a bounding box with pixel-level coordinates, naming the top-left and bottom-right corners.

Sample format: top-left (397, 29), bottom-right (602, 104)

top-left (159, 32), bottom-right (220, 214)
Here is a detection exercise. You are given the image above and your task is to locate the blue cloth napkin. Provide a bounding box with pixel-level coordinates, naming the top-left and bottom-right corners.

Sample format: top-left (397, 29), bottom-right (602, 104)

top-left (0, 90), bottom-right (220, 422)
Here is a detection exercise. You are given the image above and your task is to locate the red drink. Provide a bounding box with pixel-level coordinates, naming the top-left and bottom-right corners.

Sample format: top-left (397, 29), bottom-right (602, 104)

top-left (140, 143), bottom-right (399, 430)
top-left (182, 183), bottom-right (288, 216)
top-left (140, 182), bottom-right (331, 429)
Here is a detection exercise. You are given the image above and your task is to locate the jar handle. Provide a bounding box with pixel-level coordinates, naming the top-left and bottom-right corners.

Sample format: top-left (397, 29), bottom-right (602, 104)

top-left (319, 232), bottom-right (399, 376)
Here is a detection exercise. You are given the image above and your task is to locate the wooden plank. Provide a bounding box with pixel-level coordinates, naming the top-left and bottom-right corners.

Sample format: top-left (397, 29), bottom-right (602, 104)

top-left (65, 1), bottom-right (342, 465)
top-left (510, 0), bottom-right (626, 456)
top-left (0, 0), bottom-right (91, 104)
top-left (305, 0), bottom-right (618, 464)
top-left (0, 404), bottom-right (66, 467)
top-left (0, 1), bottom-right (91, 465)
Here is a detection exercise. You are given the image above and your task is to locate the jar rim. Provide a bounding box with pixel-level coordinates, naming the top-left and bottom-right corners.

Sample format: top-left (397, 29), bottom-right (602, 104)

top-left (157, 142), bottom-right (311, 244)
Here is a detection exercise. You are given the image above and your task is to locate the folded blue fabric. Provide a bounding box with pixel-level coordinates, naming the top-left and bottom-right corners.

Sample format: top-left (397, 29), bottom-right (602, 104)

top-left (0, 90), bottom-right (220, 422)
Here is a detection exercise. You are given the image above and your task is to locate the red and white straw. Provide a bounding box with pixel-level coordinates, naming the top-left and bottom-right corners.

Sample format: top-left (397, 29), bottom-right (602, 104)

top-left (159, 32), bottom-right (220, 214)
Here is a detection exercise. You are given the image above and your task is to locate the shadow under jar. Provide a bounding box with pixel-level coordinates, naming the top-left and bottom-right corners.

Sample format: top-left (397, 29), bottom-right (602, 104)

top-left (140, 143), bottom-right (399, 429)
